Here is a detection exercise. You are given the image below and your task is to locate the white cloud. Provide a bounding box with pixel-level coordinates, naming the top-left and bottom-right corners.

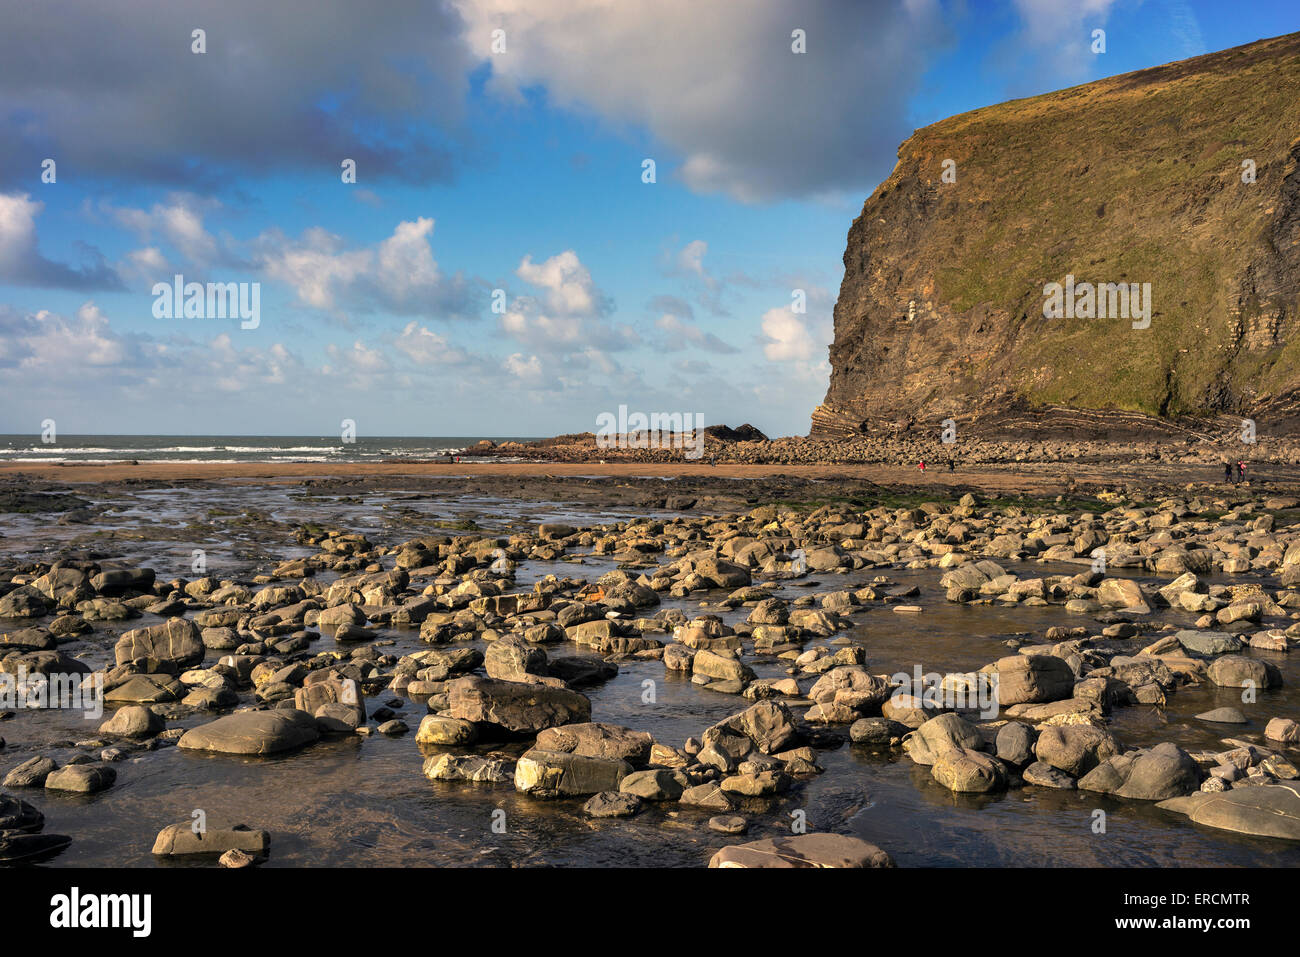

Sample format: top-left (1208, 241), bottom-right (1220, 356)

top-left (394, 321), bottom-right (469, 364)
top-left (256, 218), bottom-right (472, 318)
top-left (504, 352), bottom-right (543, 380)
top-left (456, 0), bottom-right (951, 201)
top-left (516, 250), bottom-right (605, 317)
top-left (760, 306), bottom-right (817, 361)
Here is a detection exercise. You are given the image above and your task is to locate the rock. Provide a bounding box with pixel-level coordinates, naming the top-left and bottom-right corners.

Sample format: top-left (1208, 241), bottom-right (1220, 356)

top-left (445, 676), bottom-right (591, 736)
top-left (3, 755), bottom-right (58, 787)
top-left (91, 567), bottom-right (155, 594)
top-left (1265, 717), bottom-right (1300, 743)
top-left (484, 634), bottom-right (550, 682)
top-left (931, 748), bottom-right (1007, 793)
top-left (679, 782), bottom-right (736, 811)
top-left (1079, 742), bottom-right (1200, 800)
top-left (1196, 707), bottom-right (1248, 725)
top-left (995, 722), bottom-right (1036, 766)
top-left (719, 770), bottom-right (791, 797)
top-left (219, 849), bottom-right (259, 868)
top-left (0, 793), bottom-right (44, 831)
top-left (708, 833), bottom-right (894, 868)
top-left (0, 832), bottom-right (72, 863)
top-left (1023, 761), bottom-right (1077, 788)
top-left (583, 791), bottom-right (642, 818)
top-left (314, 702), bottom-right (363, 733)
top-left (1096, 578), bottom-right (1152, 613)
top-left (113, 617), bottom-right (204, 669)
top-left (849, 717), bottom-right (908, 747)
top-left (1207, 655), bottom-right (1283, 689)
top-left (535, 722), bottom-right (654, 765)
top-left (295, 676), bottom-right (366, 727)
top-left (1034, 725), bottom-right (1121, 777)
top-left (1157, 782), bottom-right (1300, 840)
top-left (177, 708), bottom-right (320, 755)
top-left (994, 654), bottom-right (1075, 706)
top-left (692, 648), bottom-right (755, 684)
top-left (104, 674), bottom-right (185, 704)
top-left (45, 764), bottom-right (116, 793)
top-left (98, 705), bottom-right (164, 739)
top-left (415, 715), bottom-right (478, 746)
top-left (903, 713), bottom-right (982, 766)
top-left (422, 753), bottom-right (514, 784)
top-left (514, 749), bottom-right (631, 797)
top-left (708, 815), bottom-right (749, 835)
top-left (1176, 630), bottom-right (1243, 656)
top-left (152, 822), bottom-right (269, 856)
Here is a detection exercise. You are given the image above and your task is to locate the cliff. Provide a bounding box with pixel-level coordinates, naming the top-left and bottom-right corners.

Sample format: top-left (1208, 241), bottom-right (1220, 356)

top-left (813, 32), bottom-right (1300, 440)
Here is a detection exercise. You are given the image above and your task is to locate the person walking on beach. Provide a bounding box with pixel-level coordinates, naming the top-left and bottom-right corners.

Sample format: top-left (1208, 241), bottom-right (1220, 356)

top-left (918, 459), bottom-right (926, 472)
top-left (947, 457), bottom-right (954, 472)
top-left (1224, 461), bottom-right (1234, 483)
top-left (1239, 460), bottom-right (1248, 483)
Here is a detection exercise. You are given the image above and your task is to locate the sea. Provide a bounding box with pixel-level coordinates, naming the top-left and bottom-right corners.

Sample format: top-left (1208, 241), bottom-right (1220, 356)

top-left (0, 434), bottom-right (540, 465)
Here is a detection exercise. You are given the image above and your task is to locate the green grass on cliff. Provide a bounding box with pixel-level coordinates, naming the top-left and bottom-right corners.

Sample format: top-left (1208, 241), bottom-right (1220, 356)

top-left (913, 35), bottom-right (1300, 418)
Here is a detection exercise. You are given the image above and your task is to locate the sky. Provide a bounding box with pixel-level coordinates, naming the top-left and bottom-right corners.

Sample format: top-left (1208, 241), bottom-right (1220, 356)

top-left (0, 0), bottom-right (1296, 438)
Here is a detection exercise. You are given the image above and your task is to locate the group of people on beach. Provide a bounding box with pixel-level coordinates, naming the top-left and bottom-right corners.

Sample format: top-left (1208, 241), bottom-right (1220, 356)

top-left (1224, 460), bottom-right (1249, 484)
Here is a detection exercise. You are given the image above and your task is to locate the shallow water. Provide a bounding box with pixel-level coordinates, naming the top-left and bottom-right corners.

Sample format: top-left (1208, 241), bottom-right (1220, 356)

top-left (3, 484), bottom-right (1299, 867)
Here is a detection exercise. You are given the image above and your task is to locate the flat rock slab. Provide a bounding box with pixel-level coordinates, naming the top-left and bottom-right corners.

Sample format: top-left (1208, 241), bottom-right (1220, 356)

top-left (1158, 782), bottom-right (1300, 840)
top-left (178, 709), bottom-right (320, 756)
top-left (152, 822), bottom-right (269, 857)
top-left (0, 832), bottom-right (72, 863)
top-left (709, 833), bottom-right (894, 868)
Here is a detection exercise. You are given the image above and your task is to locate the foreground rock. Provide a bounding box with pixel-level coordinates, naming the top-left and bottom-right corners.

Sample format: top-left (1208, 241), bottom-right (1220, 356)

top-left (708, 833), bottom-right (894, 868)
top-left (177, 709), bottom-right (320, 756)
top-left (1157, 782), bottom-right (1300, 840)
top-left (445, 677), bottom-right (591, 736)
top-left (152, 822), bottom-right (270, 857)
top-left (514, 749), bottom-right (631, 798)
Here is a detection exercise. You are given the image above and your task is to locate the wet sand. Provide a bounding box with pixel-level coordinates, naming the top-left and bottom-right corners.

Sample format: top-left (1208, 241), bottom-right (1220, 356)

top-left (5, 459), bottom-right (1300, 498)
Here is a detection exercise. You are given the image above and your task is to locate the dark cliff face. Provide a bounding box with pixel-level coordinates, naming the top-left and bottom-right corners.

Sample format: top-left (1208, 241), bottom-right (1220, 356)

top-left (813, 32), bottom-right (1300, 440)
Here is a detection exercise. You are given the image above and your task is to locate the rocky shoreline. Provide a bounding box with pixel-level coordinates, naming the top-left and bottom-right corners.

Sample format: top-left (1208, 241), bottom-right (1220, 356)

top-left (2, 475), bottom-right (1300, 866)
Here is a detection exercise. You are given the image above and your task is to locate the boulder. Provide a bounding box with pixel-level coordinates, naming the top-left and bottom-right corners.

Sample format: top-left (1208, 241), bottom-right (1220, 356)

top-left (903, 713), bottom-right (982, 766)
top-left (177, 708), bottom-right (320, 755)
top-left (1157, 782), bottom-right (1300, 840)
top-left (1078, 742), bottom-right (1201, 800)
top-left (1176, 630), bottom-right (1243, 656)
top-left (98, 705), bottom-right (164, 739)
top-left (422, 753), bottom-right (514, 784)
top-left (708, 833), bottom-right (894, 868)
top-left (113, 617), bottom-right (204, 669)
top-left (1207, 655), bottom-right (1283, 689)
top-left (152, 823), bottom-right (269, 857)
top-left (535, 722), bottom-right (653, 765)
top-left (45, 764), bottom-right (116, 793)
top-left (445, 676), bottom-right (591, 736)
top-left (994, 654), bottom-right (1075, 706)
top-left (513, 749), bottom-right (631, 797)
top-left (1034, 725), bottom-right (1121, 778)
top-left (415, 715), bottom-right (478, 746)
top-left (931, 748), bottom-right (1007, 793)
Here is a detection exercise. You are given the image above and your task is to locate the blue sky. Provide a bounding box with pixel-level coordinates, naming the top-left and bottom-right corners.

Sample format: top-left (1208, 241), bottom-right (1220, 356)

top-left (1, 0), bottom-right (1295, 437)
